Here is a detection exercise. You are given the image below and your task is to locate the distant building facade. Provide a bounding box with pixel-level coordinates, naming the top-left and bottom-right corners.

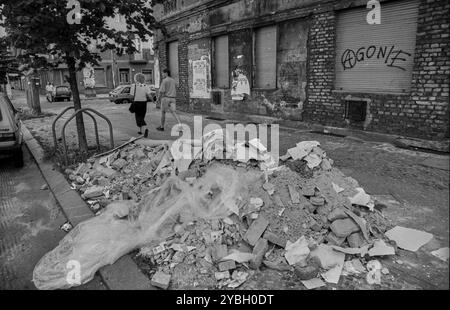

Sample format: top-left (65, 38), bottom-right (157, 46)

top-left (40, 15), bottom-right (155, 94)
top-left (153, 0), bottom-right (450, 140)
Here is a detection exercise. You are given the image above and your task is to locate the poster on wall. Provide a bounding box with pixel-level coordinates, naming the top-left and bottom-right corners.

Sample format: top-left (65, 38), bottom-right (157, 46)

top-left (154, 57), bottom-right (160, 88)
top-left (191, 59), bottom-right (209, 98)
top-left (82, 64), bottom-right (95, 88)
top-left (231, 69), bottom-right (250, 101)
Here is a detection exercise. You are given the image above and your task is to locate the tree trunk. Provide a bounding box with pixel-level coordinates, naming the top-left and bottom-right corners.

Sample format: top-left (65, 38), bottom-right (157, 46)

top-left (66, 56), bottom-right (88, 153)
top-left (25, 73), bottom-right (41, 114)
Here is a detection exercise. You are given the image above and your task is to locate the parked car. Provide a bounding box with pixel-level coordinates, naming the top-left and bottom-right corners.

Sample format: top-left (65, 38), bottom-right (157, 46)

top-left (0, 93), bottom-right (24, 167)
top-left (109, 84), bottom-right (157, 104)
top-left (47, 85), bottom-right (72, 102)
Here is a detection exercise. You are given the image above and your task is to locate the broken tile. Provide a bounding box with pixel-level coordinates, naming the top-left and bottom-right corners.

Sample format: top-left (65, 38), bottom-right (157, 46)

top-left (301, 278), bottom-right (325, 290)
top-left (368, 239), bottom-right (396, 257)
top-left (431, 247), bottom-right (449, 262)
top-left (385, 226), bottom-right (433, 252)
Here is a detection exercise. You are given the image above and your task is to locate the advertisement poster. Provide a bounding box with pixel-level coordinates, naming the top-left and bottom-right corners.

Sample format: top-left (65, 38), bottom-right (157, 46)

top-left (82, 65), bottom-right (95, 88)
top-left (191, 59), bottom-right (208, 98)
top-left (231, 69), bottom-right (250, 101)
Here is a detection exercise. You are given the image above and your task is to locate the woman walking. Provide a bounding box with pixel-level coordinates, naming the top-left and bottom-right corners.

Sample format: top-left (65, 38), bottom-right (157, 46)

top-left (130, 73), bottom-right (152, 138)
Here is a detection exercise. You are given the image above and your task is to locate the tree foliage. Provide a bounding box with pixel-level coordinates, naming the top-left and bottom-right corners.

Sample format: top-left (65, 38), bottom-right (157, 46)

top-left (0, 0), bottom-right (156, 69)
top-left (0, 0), bottom-right (157, 153)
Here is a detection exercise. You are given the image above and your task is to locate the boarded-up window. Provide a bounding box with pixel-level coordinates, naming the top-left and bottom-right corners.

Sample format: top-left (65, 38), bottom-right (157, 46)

top-left (94, 68), bottom-right (106, 87)
top-left (168, 41), bottom-right (179, 84)
top-left (335, 0), bottom-right (419, 93)
top-left (213, 35), bottom-right (229, 88)
top-left (255, 26), bottom-right (277, 89)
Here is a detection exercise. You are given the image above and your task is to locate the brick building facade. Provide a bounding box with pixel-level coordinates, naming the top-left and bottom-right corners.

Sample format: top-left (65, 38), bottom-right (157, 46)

top-left (153, 0), bottom-right (449, 140)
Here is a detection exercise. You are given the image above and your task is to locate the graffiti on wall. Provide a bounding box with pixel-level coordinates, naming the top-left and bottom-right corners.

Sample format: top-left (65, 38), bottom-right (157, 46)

top-left (191, 59), bottom-right (209, 99)
top-left (341, 45), bottom-right (412, 71)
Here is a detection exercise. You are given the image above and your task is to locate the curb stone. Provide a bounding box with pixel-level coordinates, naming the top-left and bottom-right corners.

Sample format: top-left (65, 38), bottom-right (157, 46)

top-left (21, 124), bottom-right (155, 290)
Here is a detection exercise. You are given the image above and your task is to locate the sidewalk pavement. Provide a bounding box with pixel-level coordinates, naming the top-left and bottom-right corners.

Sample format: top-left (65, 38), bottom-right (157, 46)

top-left (21, 125), bottom-right (156, 290)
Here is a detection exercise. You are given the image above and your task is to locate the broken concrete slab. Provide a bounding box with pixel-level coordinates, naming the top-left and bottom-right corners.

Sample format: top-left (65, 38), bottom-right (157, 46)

top-left (347, 232), bottom-right (365, 248)
top-left (250, 238), bottom-right (269, 269)
top-left (294, 265), bottom-right (319, 280)
top-left (327, 207), bottom-right (348, 222)
top-left (262, 182), bottom-right (275, 195)
top-left (112, 158), bottom-right (127, 170)
top-left (218, 260), bottom-right (236, 271)
top-left (263, 231), bottom-right (286, 248)
top-left (150, 271), bottom-right (171, 289)
top-left (284, 236), bottom-right (310, 266)
top-left (211, 244), bottom-right (228, 262)
top-left (215, 271), bottom-right (230, 280)
top-left (385, 226), bottom-right (433, 252)
top-left (81, 186), bottom-right (105, 199)
top-left (244, 215), bottom-right (269, 246)
top-left (262, 260), bottom-right (291, 272)
top-left (330, 218), bottom-right (360, 238)
top-left (326, 232), bottom-right (346, 246)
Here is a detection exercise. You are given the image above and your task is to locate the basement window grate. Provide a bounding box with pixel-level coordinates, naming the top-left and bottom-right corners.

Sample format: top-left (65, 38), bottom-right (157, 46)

top-left (344, 99), bottom-right (367, 122)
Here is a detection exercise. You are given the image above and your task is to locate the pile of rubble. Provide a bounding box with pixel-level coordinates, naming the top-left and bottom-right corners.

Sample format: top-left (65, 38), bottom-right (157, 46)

top-left (34, 130), bottom-right (438, 290)
top-left (65, 141), bottom-right (171, 212)
top-left (132, 138), bottom-right (396, 289)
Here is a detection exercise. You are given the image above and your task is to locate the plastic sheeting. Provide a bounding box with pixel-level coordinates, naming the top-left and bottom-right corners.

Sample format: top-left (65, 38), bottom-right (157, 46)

top-left (33, 163), bottom-right (262, 290)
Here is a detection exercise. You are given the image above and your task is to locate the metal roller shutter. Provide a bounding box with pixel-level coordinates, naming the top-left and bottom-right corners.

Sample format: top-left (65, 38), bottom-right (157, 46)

top-left (335, 0), bottom-right (419, 93)
top-left (255, 25), bottom-right (277, 89)
top-left (214, 35), bottom-right (229, 88)
top-left (168, 41), bottom-right (179, 84)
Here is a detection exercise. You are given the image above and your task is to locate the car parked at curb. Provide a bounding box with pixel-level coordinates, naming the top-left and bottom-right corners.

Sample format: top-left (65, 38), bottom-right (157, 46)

top-left (108, 84), bottom-right (157, 104)
top-left (0, 92), bottom-right (24, 167)
top-left (47, 85), bottom-right (72, 102)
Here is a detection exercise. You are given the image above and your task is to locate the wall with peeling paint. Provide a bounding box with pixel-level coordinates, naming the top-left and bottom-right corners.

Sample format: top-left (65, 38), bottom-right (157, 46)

top-left (154, 0), bottom-right (450, 139)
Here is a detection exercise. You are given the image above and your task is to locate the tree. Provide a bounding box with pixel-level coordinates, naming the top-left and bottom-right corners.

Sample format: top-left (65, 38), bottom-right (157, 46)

top-left (0, 0), bottom-right (156, 153)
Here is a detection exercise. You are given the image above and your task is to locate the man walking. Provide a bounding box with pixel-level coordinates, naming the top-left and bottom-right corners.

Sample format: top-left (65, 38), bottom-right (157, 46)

top-left (156, 69), bottom-right (182, 132)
